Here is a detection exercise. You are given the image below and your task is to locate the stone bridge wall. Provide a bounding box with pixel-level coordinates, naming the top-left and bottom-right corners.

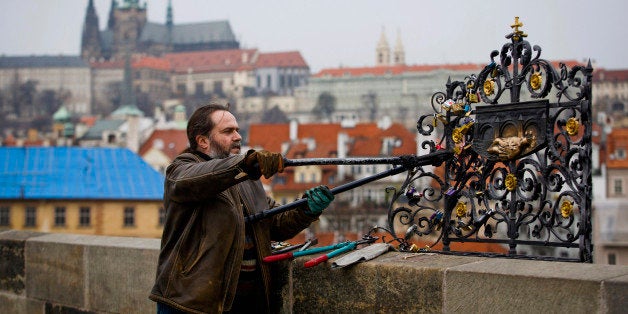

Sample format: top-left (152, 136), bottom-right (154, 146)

top-left (1, 231), bottom-right (627, 313)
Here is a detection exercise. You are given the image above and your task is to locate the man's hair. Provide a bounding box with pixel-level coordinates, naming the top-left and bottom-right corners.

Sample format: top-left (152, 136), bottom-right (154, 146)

top-left (186, 102), bottom-right (230, 151)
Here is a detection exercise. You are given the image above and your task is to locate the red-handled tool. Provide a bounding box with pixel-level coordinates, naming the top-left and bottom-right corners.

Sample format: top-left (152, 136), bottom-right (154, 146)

top-left (303, 236), bottom-right (379, 268)
top-left (263, 242), bottom-right (350, 263)
top-left (304, 242), bottom-right (357, 268)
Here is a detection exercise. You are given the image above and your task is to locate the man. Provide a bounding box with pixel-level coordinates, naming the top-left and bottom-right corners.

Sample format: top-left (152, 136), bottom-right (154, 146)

top-left (149, 103), bottom-right (334, 313)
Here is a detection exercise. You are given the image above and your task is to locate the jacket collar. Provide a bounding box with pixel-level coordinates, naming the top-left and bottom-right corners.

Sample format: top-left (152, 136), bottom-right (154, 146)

top-left (189, 149), bottom-right (212, 161)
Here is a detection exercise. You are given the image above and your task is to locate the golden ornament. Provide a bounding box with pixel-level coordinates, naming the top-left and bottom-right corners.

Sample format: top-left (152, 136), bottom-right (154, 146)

top-left (530, 72), bottom-right (542, 91)
top-left (566, 117), bottom-right (580, 136)
top-left (455, 202), bottom-right (467, 218)
top-left (483, 79), bottom-right (495, 96)
top-left (505, 173), bottom-right (517, 191)
top-left (560, 200), bottom-right (573, 218)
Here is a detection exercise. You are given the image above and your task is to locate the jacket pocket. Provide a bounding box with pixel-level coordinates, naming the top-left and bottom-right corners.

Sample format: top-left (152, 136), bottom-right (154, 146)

top-left (175, 208), bottom-right (203, 276)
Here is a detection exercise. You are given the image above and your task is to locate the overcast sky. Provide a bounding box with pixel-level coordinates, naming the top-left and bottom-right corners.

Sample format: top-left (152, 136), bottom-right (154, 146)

top-left (0, 0), bottom-right (626, 72)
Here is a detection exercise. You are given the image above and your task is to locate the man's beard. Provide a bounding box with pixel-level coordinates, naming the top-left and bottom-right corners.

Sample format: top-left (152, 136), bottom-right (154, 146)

top-left (209, 141), bottom-right (241, 159)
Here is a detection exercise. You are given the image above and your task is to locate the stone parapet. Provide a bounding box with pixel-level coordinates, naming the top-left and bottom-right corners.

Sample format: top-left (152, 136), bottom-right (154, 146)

top-left (1, 231), bottom-right (627, 313)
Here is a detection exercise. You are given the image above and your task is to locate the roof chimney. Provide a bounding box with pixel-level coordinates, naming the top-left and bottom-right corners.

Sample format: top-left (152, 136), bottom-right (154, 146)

top-left (289, 119), bottom-right (298, 142)
top-left (337, 132), bottom-right (349, 181)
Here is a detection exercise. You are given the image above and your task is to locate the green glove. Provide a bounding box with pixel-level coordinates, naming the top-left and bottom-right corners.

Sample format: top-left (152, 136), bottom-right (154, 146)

top-left (304, 185), bottom-right (334, 215)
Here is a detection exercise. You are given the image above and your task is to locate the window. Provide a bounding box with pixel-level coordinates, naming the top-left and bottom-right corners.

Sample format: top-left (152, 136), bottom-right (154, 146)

top-left (195, 82), bottom-right (204, 96)
top-left (159, 207), bottom-right (166, 226)
top-left (124, 207), bottom-right (135, 227)
top-left (328, 175), bottom-right (335, 185)
top-left (79, 206), bottom-right (91, 227)
top-left (311, 173), bottom-right (316, 183)
top-left (54, 207), bottom-right (66, 227)
top-left (25, 206), bottom-right (36, 227)
top-left (176, 83), bottom-right (186, 95)
top-left (299, 173), bottom-right (305, 183)
top-left (0, 206), bottom-right (9, 226)
top-left (614, 179), bottom-right (623, 195)
top-left (608, 253), bottom-right (617, 265)
top-left (616, 149), bottom-right (626, 159)
top-left (266, 75), bottom-right (271, 88)
top-left (213, 81), bottom-right (223, 95)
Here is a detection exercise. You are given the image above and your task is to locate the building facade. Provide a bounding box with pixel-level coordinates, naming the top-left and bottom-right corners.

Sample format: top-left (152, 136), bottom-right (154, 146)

top-left (0, 147), bottom-right (165, 238)
top-left (300, 64), bottom-right (483, 129)
top-left (0, 56), bottom-right (92, 115)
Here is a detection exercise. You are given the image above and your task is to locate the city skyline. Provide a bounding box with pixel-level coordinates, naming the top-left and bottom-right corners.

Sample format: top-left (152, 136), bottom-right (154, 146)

top-left (0, 0), bottom-right (626, 72)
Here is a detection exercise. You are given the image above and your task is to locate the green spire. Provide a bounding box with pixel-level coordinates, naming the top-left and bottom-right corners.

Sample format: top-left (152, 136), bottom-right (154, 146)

top-left (53, 106), bottom-right (71, 122)
top-left (166, 0), bottom-right (173, 27)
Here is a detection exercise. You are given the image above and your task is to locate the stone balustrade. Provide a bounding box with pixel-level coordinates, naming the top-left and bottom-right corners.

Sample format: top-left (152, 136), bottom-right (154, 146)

top-left (1, 230), bottom-right (627, 313)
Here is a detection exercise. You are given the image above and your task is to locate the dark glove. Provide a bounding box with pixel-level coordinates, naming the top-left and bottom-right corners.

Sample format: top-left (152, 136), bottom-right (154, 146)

top-left (244, 150), bottom-right (285, 179)
top-left (304, 185), bottom-right (334, 216)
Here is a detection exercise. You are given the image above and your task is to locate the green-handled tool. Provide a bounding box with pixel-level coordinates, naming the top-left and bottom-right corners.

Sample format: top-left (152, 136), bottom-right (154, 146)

top-left (303, 236), bottom-right (379, 268)
top-left (263, 242), bottom-right (350, 263)
top-left (303, 242), bottom-right (357, 268)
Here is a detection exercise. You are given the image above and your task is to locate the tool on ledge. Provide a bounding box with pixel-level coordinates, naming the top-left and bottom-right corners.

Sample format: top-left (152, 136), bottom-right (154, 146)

top-left (263, 241), bottom-right (351, 263)
top-left (303, 236), bottom-right (379, 268)
top-left (271, 238), bottom-right (318, 255)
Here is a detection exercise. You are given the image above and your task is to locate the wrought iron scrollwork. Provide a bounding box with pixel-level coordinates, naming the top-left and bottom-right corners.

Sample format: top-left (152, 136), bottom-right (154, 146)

top-left (386, 17), bottom-right (593, 262)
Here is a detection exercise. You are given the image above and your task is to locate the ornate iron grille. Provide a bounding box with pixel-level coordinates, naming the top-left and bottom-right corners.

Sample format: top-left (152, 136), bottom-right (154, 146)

top-left (386, 17), bottom-right (593, 262)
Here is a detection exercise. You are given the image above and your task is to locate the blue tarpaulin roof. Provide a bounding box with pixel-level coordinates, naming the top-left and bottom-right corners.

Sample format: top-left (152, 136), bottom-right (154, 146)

top-left (0, 147), bottom-right (164, 200)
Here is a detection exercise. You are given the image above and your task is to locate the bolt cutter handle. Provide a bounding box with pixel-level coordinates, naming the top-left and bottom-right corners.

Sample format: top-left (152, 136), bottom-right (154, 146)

top-left (304, 242), bottom-right (357, 268)
top-left (263, 242), bottom-right (350, 263)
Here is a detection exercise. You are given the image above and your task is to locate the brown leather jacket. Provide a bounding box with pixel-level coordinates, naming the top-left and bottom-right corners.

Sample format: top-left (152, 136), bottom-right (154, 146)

top-left (149, 151), bottom-right (318, 313)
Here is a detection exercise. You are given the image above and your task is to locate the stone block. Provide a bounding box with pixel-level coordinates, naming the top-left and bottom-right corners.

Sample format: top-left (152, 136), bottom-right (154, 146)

top-left (269, 260), bottom-right (292, 314)
top-left (83, 236), bottom-right (160, 313)
top-left (0, 230), bottom-right (44, 294)
top-left (25, 233), bottom-right (88, 308)
top-left (291, 251), bottom-right (483, 313)
top-left (0, 292), bottom-right (46, 313)
top-left (444, 258), bottom-right (628, 313)
top-left (603, 274), bottom-right (628, 313)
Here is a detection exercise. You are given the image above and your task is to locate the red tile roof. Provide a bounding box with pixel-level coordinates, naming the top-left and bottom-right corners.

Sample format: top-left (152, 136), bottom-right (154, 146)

top-left (139, 129), bottom-right (189, 160)
top-left (89, 56), bottom-right (171, 71)
top-left (606, 128), bottom-right (628, 169)
top-left (247, 124), bottom-right (290, 152)
top-left (133, 56), bottom-right (171, 71)
top-left (256, 51), bottom-right (308, 68)
top-left (313, 60), bottom-right (585, 79)
top-left (313, 64), bottom-right (484, 78)
top-left (248, 122), bottom-right (416, 158)
top-left (594, 69), bottom-right (628, 82)
top-left (164, 49), bottom-right (258, 73)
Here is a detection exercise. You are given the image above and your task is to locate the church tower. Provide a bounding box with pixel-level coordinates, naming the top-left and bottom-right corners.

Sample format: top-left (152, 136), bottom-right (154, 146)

top-left (393, 29), bottom-right (405, 65)
top-left (80, 0), bottom-right (102, 61)
top-left (376, 27), bottom-right (390, 66)
top-left (111, 0), bottom-right (147, 58)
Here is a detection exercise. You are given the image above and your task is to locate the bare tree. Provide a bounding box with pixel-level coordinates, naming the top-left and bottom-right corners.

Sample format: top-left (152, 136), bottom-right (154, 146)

top-left (313, 92), bottom-right (336, 121)
top-left (261, 105), bottom-right (289, 124)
